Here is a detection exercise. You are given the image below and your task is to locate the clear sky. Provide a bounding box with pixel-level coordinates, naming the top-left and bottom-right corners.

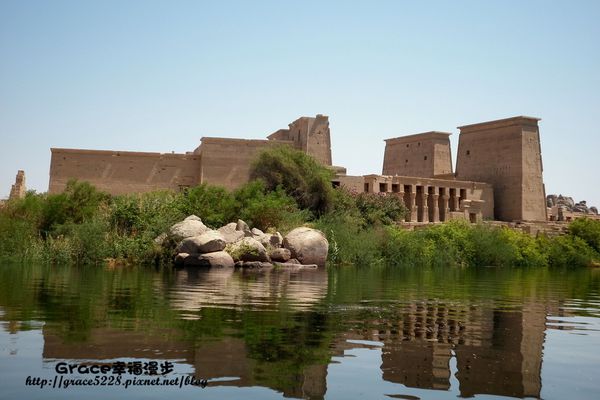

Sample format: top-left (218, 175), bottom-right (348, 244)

top-left (1, 0), bottom-right (599, 206)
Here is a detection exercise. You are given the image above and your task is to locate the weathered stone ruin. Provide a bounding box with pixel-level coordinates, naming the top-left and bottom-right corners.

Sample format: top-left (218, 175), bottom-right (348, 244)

top-left (48, 114), bottom-right (552, 223)
top-left (9, 170), bottom-right (26, 200)
top-left (546, 194), bottom-right (599, 222)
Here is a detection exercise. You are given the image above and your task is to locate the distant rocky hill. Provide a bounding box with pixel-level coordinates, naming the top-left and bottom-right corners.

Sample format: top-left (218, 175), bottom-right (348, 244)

top-left (547, 194), bottom-right (598, 215)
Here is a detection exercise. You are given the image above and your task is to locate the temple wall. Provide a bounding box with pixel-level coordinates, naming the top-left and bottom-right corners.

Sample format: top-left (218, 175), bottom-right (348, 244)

top-left (197, 138), bottom-right (293, 190)
top-left (49, 148), bottom-right (201, 195)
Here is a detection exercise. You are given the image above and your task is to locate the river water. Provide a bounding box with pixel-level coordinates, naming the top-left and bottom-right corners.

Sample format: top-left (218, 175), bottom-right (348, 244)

top-left (1, 264), bottom-right (599, 399)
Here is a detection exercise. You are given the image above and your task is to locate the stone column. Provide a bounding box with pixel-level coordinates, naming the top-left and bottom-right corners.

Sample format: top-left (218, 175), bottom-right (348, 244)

top-left (421, 190), bottom-right (429, 223)
top-left (409, 192), bottom-right (417, 222)
top-left (451, 189), bottom-right (460, 211)
top-left (431, 193), bottom-right (440, 222)
top-left (440, 194), bottom-right (449, 222)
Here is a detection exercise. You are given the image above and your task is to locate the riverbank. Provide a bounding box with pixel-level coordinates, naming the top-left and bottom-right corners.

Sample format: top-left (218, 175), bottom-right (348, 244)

top-left (1, 180), bottom-right (599, 268)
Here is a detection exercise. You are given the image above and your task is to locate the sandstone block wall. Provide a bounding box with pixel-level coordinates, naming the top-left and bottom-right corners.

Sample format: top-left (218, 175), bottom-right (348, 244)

top-left (455, 116), bottom-right (546, 221)
top-left (267, 114), bottom-right (332, 166)
top-left (9, 170), bottom-right (26, 200)
top-left (197, 138), bottom-right (293, 190)
top-left (382, 132), bottom-right (453, 178)
top-left (49, 149), bottom-right (201, 195)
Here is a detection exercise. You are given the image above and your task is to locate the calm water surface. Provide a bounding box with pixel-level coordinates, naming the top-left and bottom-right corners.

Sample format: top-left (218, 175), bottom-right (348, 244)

top-left (1, 264), bottom-right (600, 399)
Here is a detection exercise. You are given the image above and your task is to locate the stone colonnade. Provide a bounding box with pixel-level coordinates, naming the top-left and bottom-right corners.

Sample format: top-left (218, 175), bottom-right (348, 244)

top-left (363, 175), bottom-right (480, 223)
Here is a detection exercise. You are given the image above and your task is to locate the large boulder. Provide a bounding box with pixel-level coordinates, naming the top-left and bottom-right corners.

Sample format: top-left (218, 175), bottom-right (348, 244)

top-left (177, 231), bottom-right (226, 254)
top-left (218, 223), bottom-right (245, 244)
top-left (283, 227), bottom-right (328, 267)
top-left (170, 216), bottom-right (209, 240)
top-left (227, 237), bottom-right (270, 262)
top-left (184, 251), bottom-right (234, 268)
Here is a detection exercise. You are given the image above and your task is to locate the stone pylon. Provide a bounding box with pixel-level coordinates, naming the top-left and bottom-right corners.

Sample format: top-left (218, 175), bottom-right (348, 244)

top-left (9, 170), bottom-right (26, 200)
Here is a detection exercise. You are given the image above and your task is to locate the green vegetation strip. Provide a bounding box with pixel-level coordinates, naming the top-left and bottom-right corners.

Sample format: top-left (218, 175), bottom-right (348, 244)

top-left (1, 147), bottom-right (599, 267)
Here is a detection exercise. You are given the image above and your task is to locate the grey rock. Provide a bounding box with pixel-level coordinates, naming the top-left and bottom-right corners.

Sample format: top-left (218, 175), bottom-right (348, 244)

top-left (283, 227), bottom-right (329, 267)
top-left (199, 251), bottom-right (235, 268)
top-left (218, 223), bottom-right (245, 244)
top-left (174, 253), bottom-right (189, 266)
top-left (227, 237), bottom-right (270, 262)
top-left (170, 218), bottom-right (209, 240)
top-left (236, 219), bottom-right (250, 232)
top-left (269, 248), bottom-right (291, 262)
top-left (177, 231), bottom-right (226, 254)
top-left (251, 227), bottom-right (264, 236)
top-left (184, 251), bottom-right (234, 268)
top-left (270, 232), bottom-right (284, 248)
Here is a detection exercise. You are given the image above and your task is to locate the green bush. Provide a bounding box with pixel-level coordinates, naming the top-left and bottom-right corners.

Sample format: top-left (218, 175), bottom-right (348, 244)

top-left (544, 234), bottom-right (598, 267)
top-left (234, 180), bottom-right (308, 232)
top-left (177, 184), bottom-right (237, 228)
top-left (354, 192), bottom-right (407, 226)
top-left (315, 214), bottom-right (385, 266)
top-left (568, 218), bottom-right (600, 254)
top-left (250, 146), bottom-right (335, 217)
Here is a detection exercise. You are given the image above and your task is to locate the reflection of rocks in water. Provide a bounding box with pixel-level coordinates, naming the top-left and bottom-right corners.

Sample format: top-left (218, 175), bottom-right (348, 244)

top-left (170, 267), bottom-right (328, 314)
top-left (336, 299), bottom-right (546, 398)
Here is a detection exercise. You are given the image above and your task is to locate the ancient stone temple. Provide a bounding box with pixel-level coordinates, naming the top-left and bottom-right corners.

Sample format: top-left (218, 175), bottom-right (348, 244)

top-left (334, 116), bottom-right (546, 223)
top-left (455, 116), bottom-right (546, 221)
top-left (49, 115), bottom-right (334, 194)
top-left (48, 114), bottom-right (547, 222)
top-left (9, 170), bottom-right (26, 200)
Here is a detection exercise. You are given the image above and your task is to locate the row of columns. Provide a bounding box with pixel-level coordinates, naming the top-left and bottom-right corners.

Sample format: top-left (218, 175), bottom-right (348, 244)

top-left (370, 182), bottom-right (466, 223)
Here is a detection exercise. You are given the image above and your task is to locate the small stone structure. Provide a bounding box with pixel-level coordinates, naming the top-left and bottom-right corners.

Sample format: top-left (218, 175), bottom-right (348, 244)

top-left (9, 170), bottom-right (26, 200)
top-left (48, 114), bottom-right (551, 223)
top-left (546, 194), bottom-right (600, 222)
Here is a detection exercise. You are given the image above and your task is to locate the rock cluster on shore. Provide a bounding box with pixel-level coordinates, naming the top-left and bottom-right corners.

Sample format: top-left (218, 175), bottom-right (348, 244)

top-left (166, 216), bottom-right (329, 269)
top-left (547, 194), bottom-right (598, 215)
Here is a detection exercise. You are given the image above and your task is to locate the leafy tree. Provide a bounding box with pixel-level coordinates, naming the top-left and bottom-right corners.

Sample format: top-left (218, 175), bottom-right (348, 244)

top-left (250, 146), bottom-right (335, 217)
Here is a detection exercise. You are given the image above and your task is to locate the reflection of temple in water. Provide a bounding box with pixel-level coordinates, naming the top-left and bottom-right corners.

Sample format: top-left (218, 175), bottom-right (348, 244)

top-left (39, 266), bottom-right (555, 399)
top-left (350, 300), bottom-right (548, 398)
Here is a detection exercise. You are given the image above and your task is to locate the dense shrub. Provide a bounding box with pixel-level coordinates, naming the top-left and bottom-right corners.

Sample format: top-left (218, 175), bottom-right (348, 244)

top-left (544, 234), bottom-right (599, 268)
top-left (250, 146), bottom-right (335, 217)
top-left (568, 218), bottom-right (600, 254)
top-left (315, 214), bottom-right (386, 266)
top-left (233, 181), bottom-right (308, 232)
top-left (177, 184), bottom-right (237, 228)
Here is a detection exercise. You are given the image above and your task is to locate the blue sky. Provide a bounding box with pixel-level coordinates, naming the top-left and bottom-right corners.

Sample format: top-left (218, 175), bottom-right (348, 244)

top-left (1, 0), bottom-right (599, 206)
